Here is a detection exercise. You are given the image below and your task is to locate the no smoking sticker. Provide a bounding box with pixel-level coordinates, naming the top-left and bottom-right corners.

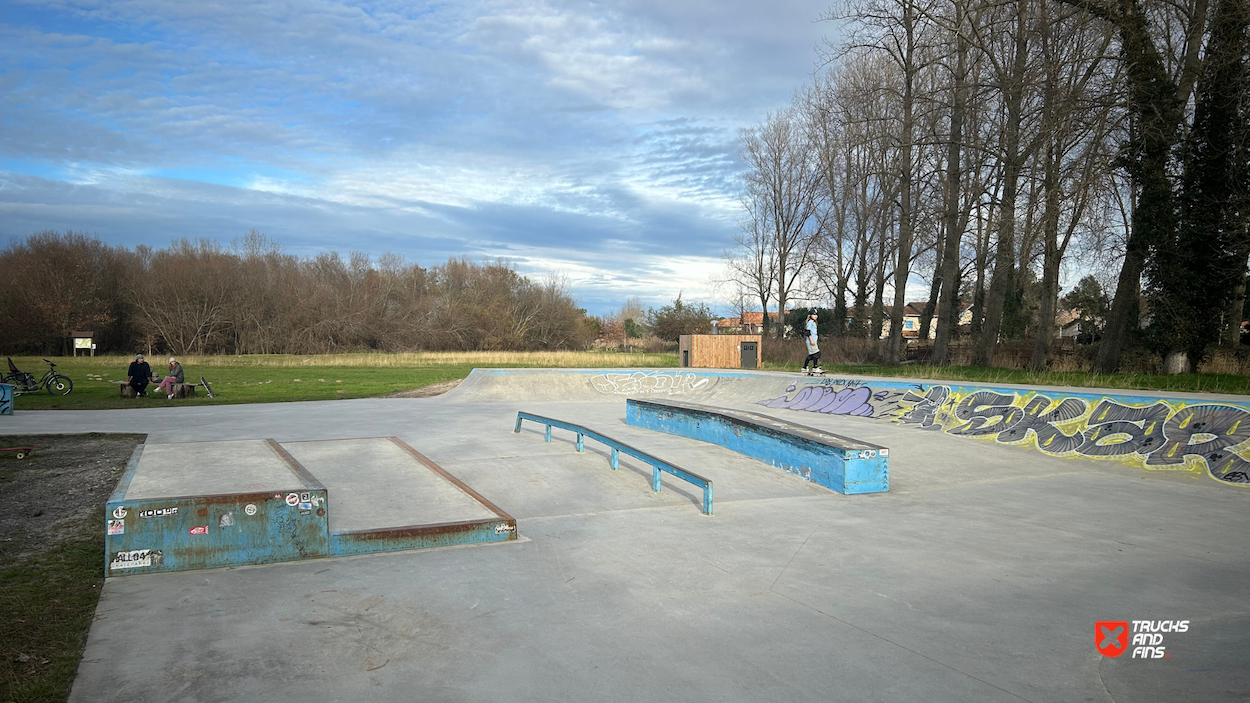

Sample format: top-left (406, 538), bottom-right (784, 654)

top-left (285, 493), bottom-right (299, 507)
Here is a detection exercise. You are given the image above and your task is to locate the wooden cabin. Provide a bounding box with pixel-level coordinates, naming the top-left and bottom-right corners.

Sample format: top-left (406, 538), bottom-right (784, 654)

top-left (678, 334), bottom-right (761, 369)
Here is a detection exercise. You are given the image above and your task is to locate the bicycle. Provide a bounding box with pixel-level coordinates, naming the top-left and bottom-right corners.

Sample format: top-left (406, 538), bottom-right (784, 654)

top-left (3, 358), bottom-right (74, 396)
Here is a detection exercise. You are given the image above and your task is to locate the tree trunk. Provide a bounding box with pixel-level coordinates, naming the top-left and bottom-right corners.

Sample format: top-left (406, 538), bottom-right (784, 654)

top-left (1224, 266), bottom-right (1247, 346)
top-left (931, 30), bottom-right (969, 367)
top-left (975, 0), bottom-right (1030, 368)
top-left (885, 0), bottom-right (918, 366)
top-left (1085, 0), bottom-right (1198, 372)
top-left (918, 265), bottom-right (941, 344)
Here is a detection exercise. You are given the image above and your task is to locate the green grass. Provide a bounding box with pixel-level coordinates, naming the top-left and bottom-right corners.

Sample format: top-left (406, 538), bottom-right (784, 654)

top-left (5, 352), bottom-right (679, 410)
top-left (0, 529), bottom-right (105, 703)
top-left (763, 361), bottom-right (1250, 396)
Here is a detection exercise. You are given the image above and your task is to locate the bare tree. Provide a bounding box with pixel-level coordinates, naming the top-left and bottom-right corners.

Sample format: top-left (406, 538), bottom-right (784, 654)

top-left (739, 108), bottom-right (824, 338)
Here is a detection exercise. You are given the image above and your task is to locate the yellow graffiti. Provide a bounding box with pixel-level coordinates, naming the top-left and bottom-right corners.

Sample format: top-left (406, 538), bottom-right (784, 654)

top-left (1179, 414), bottom-right (1193, 429)
top-left (1230, 420), bottom-right (1241, 435)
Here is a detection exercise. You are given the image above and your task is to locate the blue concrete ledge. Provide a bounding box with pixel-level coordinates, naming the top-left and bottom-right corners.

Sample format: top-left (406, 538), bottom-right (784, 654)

top-left (626, 398), bottom-right (889, 494)
top-left (105, 438), bottom-right (516, 576)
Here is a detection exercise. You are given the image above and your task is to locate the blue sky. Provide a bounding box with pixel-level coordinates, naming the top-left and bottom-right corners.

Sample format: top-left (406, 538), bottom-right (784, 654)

top-left (0, 0), bottom-right (834, 314)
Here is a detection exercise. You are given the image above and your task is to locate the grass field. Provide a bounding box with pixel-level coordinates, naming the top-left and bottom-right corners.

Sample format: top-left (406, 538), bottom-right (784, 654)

top-left (4, 352), bottom-right (679, 410)
top-left (4, 350), bottom-right (1249, 411)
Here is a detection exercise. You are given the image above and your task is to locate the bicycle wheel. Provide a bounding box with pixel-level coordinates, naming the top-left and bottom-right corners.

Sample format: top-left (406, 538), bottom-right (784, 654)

top-left (47, 375), bottom-right (73, 396)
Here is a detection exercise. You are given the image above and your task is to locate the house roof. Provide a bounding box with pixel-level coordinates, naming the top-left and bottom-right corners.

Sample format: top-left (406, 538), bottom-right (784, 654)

top-left (717, 310), bottom-right (788, 327)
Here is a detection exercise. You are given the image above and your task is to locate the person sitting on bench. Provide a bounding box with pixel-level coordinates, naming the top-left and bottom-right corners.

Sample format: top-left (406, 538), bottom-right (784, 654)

top-left (126, 354), bottom-right (154, 397)
top-left (155, 357), bottom-right (185, 399)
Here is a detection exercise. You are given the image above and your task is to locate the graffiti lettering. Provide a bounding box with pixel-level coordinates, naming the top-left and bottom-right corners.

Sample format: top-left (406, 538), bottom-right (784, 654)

top-left (590, 372), bottom-right (712, 395)
top-left (1077, 401), bottom-right (1170, 458)
top-left (761, 382), bottom-right (1250, 486)
top-left (949, 392), bottom-right (1023, 436)
top-left (996, 395), bottom-right (1087, 454)
top-left (758, 385), bottom-right (902, 418)
top-left (899, 386), bottom-right (949, 429)
top-left (1146, 404), bottom-right (1250, 466)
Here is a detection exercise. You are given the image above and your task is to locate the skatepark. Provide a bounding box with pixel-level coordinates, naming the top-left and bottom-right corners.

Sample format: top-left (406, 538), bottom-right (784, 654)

top-left (3, 368), bottom-right (1248, 702)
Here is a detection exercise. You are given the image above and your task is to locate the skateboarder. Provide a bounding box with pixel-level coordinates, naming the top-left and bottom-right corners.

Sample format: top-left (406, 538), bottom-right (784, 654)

top-left (802, 309), bottom-right (823, 375)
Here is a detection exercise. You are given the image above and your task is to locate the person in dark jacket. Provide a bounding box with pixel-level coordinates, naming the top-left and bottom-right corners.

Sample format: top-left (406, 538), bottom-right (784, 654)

top-left (126, 354), bottom-right (154, 397)
top-left (155, 357), bottom-right (185, 399)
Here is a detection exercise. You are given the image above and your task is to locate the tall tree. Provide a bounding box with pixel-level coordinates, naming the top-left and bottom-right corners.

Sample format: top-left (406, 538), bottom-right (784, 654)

top-left (739, 108), bottom-right (824, 338)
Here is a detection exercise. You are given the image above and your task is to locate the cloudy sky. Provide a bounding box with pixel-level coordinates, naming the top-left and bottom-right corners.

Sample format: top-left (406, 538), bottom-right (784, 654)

top-left (0, 0), bottom-right (836, 313)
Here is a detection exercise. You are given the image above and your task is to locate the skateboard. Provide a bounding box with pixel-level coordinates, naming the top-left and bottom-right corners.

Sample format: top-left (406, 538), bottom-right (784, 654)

top-left (803, 370), bottom-right (826, 377)
top-left (1, 446), bottom-right (39, 459)
top-left (200, 376), bottom-right (215, 399)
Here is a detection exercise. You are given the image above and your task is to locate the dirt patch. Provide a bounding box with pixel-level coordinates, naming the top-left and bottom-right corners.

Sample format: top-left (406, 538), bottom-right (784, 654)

top-left (0, 433), bottom-right (145, 563)
top-left (0, 433), bottom-right (145, 702)
top-left (382, 378), bottom-right (463, 398)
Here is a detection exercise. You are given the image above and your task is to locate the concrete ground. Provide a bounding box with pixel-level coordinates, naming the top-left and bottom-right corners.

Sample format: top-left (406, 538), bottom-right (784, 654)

top-left (2, 369), bottom-right (1248, 702)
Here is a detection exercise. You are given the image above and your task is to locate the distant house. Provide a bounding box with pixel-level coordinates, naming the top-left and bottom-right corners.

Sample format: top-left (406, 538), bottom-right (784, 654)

top-left (714, 310), bottom-right (789, 335)
top-left (846, 303), bottom-right (973, 340)
top-left (1055, 309), bottom-right (1082, 339)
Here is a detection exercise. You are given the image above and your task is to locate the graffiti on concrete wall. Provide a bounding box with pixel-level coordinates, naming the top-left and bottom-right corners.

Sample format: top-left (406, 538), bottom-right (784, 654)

top-left (590, 371), bottom-right (714, 395)
top-left (0, 383), bottom-right (11, 416)
top-left (758, 380), bottom-right (1250, 486)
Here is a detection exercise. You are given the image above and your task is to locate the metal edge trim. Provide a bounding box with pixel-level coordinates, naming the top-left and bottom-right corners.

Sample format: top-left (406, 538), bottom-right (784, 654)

top-left (386, 436), bottom-right (516, 523)
top-left (265, 438), bottom-right (326, 490)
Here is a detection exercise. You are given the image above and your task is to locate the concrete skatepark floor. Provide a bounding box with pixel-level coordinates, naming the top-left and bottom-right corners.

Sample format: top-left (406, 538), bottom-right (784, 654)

top-left (2, 369), bottom-right (1247, 702)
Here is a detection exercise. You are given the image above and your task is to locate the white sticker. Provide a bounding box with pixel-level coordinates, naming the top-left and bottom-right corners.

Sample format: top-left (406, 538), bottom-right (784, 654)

top-left (107, 519), bottom-right (125, 535)
top-left (285, 493), bottom-right (299, 506)
top-left (879, 449), bottom-right (888, 456)
top-left (494, 523), bottom-right (516, 534)
top-left (219, 512), bottom-right (234, 527)
top-left (244, 504), bottom-right (257, 516)
top-left (110, 549), bottom-right (161, 570)
top-left (138, 507), bottom-right (179, 518)
top-left (111, 506), bottom-right (128, 519)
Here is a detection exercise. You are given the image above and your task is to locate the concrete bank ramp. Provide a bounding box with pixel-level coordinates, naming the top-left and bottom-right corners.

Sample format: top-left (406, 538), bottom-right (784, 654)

top-left (446, 368), bottom-right (1250, 487)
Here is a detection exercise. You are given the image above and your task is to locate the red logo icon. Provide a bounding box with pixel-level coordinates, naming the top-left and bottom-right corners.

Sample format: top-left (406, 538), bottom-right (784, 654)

top-left (1096, 621), bottom-right (1129, 658)
top-left (189, 526), bottom-right (208, 536)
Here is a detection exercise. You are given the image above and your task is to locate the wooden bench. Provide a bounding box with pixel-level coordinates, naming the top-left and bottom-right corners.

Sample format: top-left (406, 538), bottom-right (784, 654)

top-left (114, 381), bottom-right (196, 398)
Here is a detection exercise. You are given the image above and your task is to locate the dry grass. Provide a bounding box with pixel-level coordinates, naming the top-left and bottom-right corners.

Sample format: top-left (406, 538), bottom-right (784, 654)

top-left (50, 350), bottom-right (677, 369)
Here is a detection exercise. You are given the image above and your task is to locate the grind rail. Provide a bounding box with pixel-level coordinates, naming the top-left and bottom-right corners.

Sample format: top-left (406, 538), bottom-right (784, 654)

top-left (513, 411), bottom-right (713, 516)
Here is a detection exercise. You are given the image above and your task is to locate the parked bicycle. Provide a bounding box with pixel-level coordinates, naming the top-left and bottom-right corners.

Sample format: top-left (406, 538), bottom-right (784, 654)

top-left (3, 358), bottom-right (73, 396)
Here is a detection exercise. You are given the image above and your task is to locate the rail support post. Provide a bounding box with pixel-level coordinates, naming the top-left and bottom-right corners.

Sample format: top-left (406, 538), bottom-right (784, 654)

top-left (652, 465), bottom-right (662, 493)
top-left (610, 447), bottom-right (619, 470)
top-left (576, 433), bottom-right (584, 452)
top-left (545, 425), bottom-right (552, 442)
top-left (513, 416), bottom-right (523, 433)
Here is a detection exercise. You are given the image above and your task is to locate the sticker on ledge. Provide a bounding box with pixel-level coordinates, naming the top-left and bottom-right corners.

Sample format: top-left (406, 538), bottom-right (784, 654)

top-left (285, 493), bottom-right (299, 507)
top-left (244, 504), bottom-right (257, 516)
top-left (880, 449), bottom-right (889, 457)
top-left (139, 507), bottom-right (179, 518)
top-left (494, 523), bottom-right (516, 535)
top-left (107, 519), bottom-right (125, 535)
top-left (297, 501), bottom-right (312, 511)
top-left (110, 549), bottom-right (163, 570)
top-left (190, 525), bottom-right (208, 536)
top-left (219, 512), bottom-right (234, 527)
top-left (111, 506), bottom-right (128, 519)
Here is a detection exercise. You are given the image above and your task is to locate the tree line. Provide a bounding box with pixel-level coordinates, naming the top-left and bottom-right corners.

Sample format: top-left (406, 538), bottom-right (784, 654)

top-left (0, 231), bottom-right (596, 355)
top-left (727, 0), bottom-right (1248, 372)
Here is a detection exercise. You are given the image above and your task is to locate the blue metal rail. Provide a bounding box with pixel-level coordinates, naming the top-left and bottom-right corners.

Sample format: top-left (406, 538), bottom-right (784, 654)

top-left (514, 411), bottom-right (713, 516)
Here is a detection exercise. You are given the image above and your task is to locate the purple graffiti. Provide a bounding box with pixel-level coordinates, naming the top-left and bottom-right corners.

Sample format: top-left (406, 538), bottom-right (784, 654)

top-left (758, 385), bottom-right (876, 417)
